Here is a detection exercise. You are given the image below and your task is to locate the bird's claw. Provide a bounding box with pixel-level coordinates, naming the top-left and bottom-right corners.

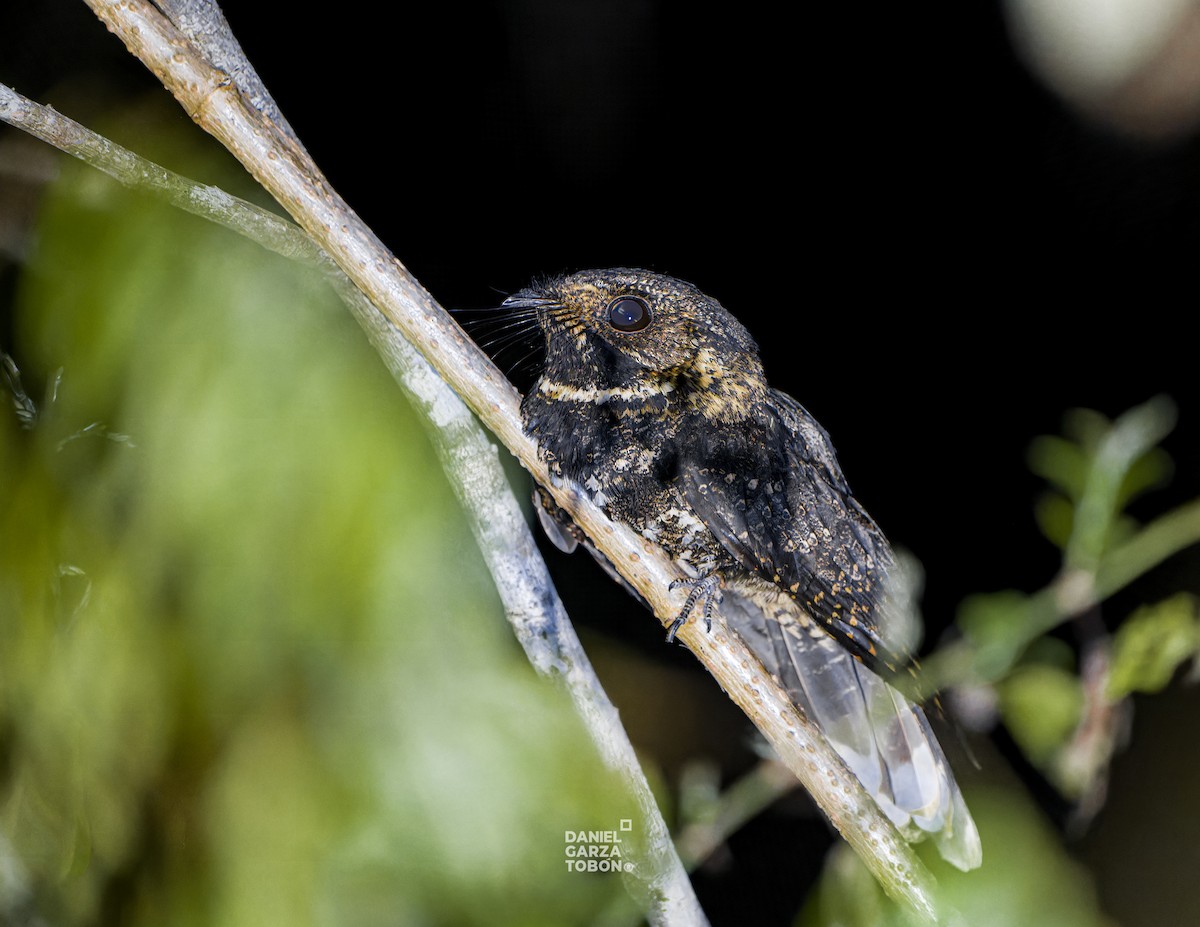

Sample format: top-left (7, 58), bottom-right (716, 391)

top-left (666, 573), bottom-right (724, 643)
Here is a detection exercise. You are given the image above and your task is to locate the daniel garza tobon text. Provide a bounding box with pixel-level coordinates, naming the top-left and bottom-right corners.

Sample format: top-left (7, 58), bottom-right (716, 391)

top-left (563, 827), bottom-right (635, 873)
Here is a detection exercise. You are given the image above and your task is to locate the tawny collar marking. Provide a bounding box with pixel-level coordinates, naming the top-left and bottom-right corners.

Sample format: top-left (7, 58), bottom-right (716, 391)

top-left (537, 379), bottom-right (676, 405)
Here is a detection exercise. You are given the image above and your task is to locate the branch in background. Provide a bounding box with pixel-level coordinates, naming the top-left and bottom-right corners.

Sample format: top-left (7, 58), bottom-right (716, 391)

top-left (676, 759), bottom-right (801, 872)
top-left (13, 0), bottom-right (944, 918)
top-left (934, 398), bottom-right (1200, 831)
top-left (925, 402), bottom-right (1200, 698)
top-left (0, 81), bottom-right (704, 926)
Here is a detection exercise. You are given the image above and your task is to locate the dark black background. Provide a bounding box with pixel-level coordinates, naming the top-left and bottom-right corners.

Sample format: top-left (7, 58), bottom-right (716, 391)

top-left (5, 4), bottom-right (1200, 925)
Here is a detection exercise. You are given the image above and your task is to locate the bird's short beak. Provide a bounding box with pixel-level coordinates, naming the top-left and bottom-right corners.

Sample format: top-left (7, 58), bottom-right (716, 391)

top-left (501, 291), bottom-right (558, 310)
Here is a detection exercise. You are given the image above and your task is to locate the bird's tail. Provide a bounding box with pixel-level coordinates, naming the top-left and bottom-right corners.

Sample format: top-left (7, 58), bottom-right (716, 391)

top-left (721, 589), bottom-right (982, 871)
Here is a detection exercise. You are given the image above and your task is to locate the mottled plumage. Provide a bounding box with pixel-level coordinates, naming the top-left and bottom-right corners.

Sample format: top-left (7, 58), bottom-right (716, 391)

top-left (507, 268), bottom-right (980, 870)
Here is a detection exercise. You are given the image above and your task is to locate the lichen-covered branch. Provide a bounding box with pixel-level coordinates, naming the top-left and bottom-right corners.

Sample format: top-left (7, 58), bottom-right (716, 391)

top-left (68, 0), bottom-right (941, 918)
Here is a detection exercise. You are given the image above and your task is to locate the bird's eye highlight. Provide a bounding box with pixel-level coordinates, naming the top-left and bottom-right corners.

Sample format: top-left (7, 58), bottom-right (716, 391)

top-left (606, 296), bottom-right (652, 333)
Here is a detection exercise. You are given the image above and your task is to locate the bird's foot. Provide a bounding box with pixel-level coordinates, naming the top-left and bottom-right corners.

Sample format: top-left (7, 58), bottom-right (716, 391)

top-left (665, 573), bottom-right (724, 643)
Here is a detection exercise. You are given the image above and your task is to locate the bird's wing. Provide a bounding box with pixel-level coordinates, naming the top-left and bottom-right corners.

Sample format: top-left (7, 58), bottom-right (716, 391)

top-left (678, 390), bottom-right (900, 670)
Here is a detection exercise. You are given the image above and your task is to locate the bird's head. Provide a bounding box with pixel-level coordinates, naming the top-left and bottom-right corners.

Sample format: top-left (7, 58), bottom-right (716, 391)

top-left (505, 268), bottom-right (765, 417)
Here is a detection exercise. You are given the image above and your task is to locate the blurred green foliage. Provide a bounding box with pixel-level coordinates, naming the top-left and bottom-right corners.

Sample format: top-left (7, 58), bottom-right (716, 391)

top-left (1107, 594), bottom-right (1200, 700)
top-left (0, 139), bottom-right (630, 926)
top-left (954, 397), bottom-right (1186, 688)
top-left (797, 787), bottom-right (1114, 927)
top-left (1028, 401), bottom-right (1175, 573)
top-left (941, 397), bottom-right (1200, 798)
top-left (996, 663), bottom-right (1084, 768)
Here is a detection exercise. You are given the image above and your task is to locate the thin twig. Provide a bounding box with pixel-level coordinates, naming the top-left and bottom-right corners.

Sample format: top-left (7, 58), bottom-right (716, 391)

top-left (677, 759), bottom-right (800, 871)
top-left (66, 1), bottom-right (941, 917)
top-left (0, 84), bottom-right (317, 264)
top-left (922, 497), bottom-right (1200, 696)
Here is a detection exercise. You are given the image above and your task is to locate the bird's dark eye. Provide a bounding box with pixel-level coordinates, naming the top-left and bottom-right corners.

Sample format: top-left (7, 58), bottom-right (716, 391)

top-left (606, 296), bottom-right (652, 333)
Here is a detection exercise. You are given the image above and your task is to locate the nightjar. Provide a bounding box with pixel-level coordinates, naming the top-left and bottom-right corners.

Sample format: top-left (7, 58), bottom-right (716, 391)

top-left (505, 267), bottom-right (981, 870)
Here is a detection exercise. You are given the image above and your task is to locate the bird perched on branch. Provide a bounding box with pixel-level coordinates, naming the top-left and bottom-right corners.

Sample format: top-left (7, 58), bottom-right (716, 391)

top-left (506, 267), bottom-right (981, 871)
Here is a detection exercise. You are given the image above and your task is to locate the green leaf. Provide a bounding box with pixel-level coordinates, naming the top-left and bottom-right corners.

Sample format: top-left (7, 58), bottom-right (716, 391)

top-left (957, 591), bottom-right (1042, 681)
top-left (1107, 594), bottom-right (1200, 699)
top-left (1029, 397), bottom-right (1177, 573)
top-left (997, 665), bottom-right (1084, 767)
top-left (1021, 635), bottom-right (1077, 672)
top-left (1033, 492), bottom-right (1075, 550)
top-left (1027, 435), bottom-right (1087, 502)
top-left (1061, 407), bottom-right (1111, 452)
top-left (1117, 446), bottom-right (1173, 510)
